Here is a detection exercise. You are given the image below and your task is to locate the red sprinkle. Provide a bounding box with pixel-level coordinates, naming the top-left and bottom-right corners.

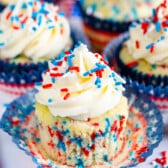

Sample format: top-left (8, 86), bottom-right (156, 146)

top-left (52, 67), bottom-right (58, 71)
top-left (42, 83), bottom-right (52, 89)
top-left (96, 70), bottom-right (103, 78)
top-left (126, 61), bottom-right (138, 68)
top-left (21, 16), bottom-right (28, 24)
top-left (141, 22), bottom-right (150, 34)
top-left (12, 25), bottom-right (20, 30)
top-left (56, 130), bottom-right (63, 140)
top-left (161, 151), bottom-right (167, 157)
top-left (57, 61), bottom-right (63, 66)
top-left (6, 11), bottom-right (12, 20)
top-left (48, 140), bottom-right (55, 148)
top-left (50, 73), bottom-right (63, 77)
top-left (64, 51), bottom-right (71, 55)
top-left (92, 122), bottom-right (99, 126)
top-left (155, 158), bottom-right (164, 165)
top-left (60, 88), bottom-right (69, 92)
top-left (63, 93), bottom-right (70, 100)
top-left (11, 119), bottom-right (19, 126)
top-left (48, 126), bottom-right (54, 137)
top-left (60, 28), bottom-right (64, 34)
top-left (150, 45), bottom-right (155, 53)
top-left (135, 40), bottom-right (140, 49)
top-left (68, 66), bottom-right (80, 72)
top-left (81, 148), bottom-right (89, 156)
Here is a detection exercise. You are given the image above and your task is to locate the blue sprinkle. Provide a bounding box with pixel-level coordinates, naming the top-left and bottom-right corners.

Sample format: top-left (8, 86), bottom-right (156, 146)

top-left (32, 12), bottom-right (37, 20)
top-left (95, 62), bottom-right (106, 69)
top-left (112, 133), bottom-right (117, 142)
top-left (21, 3), bottom-right (27, 9)
top-left (57, 141), bottom-right (66, 152)
top-left (48, 25), bottom-right (55, 29)
top-left (146, 43), bottom-right (154, 50)
top-left (35, 138), bottom-right (40, 142)
top-left (37, 15), bottom-right (42, 26)
top-left (9, 4), bottom-right (15, 10)
top-left (0, 43), bottom-right (5, 47)
top-left (95, 77), bottom-right (101, 88)
top-left (67, 56), bottom-right (73, 67)
top-left (15, 16), bottom-right (19, 22)
top-left (115, 82), bottom-right (122, 86)
top-left (90, 67), bottom-right (100, 73)
top-left (76, 158), bottom-right (84, 168)
top-left (111, 5), bottom-right (120, 14)
top-left (48, 98), bottom-right (52, 103)
top-left (0, 30), bottom-right (3, 34)
top-left (20, 24), bottom-right (25, 29)
top-left (131, 7), bottom-right (138, 20)
top-left (83, 71), bottom-right (90, 76)
top-left (32, 27), bottom-right (37, 31)
top-left (35, 82), bottom-right (42, 86)
top-left (62, 120), bottom-right (67, 125)
top-left (28, 1), bottom-right (33, 6)
top-left (155, 21), bottom-right (161, 32)
top-left (152, 9), bottom-right (156, 19)
top-left (58, 12), bottom-right (65, 16)
top-left (46, 19), bottom-right (53, 23)
top-left (10, 16), bottom-right (15, 21)
top-left (103, 155), bottom-right (108, 162)
top-left (51, 77), bottom-right (55, 83)
top-left (68, 156), bottom-right (72, 160)
top-left (70, 137), bottom-right (82, 147)
top-left (164, 28), bottom-right (168, 32)
top-left (160, 36), bottom-right (165, 41)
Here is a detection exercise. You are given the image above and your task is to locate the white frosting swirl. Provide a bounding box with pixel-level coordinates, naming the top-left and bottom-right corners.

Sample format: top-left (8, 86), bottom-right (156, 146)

top-left (126, 2), bottom-right (168, 65)
top-left (35, 43), bottom-right (125, 120)
top-left (0, 0), bottom-right (70, 61)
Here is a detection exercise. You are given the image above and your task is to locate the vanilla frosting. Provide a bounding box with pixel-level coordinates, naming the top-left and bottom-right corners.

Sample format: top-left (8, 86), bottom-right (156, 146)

top-left (0, 0), bottom-right (70, 62)
top-left (35, 43), bottom-right (125, 120)
top-left (126, 1), bottom-right (168, 65)
top-left (82, 0), bottom-right (162, 21)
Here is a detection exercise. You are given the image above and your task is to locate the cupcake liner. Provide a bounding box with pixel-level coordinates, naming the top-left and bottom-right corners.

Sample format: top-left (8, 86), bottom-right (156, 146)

top-left (0, 3), bottom-right (5, 11)
top-left (0, 23), bottom-right (90, 96)
top-left (0, 85), bottom-right (163, 167)
top-left (77, 1), bottom-right (132, 33)
top-left (104, 33), bottom-right (168, 113)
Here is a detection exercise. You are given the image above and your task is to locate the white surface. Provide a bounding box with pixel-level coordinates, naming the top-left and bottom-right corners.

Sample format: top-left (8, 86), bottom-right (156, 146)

top-left (0, 90), bottom-right (167, 168)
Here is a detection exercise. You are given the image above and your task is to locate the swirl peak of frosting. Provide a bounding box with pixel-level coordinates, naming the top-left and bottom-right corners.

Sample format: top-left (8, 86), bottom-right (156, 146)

top-left (126, 0), bottom-right (168, 65)
top-left (35, 43), bottom-right (125, 120)
top-left (0, 0), bottom-right (70, 61)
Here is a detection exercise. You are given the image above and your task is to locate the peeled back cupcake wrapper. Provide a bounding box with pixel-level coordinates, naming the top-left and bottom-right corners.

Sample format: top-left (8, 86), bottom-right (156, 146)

top-left (104, 32), bottom-right (168, 113)
top-left (0, 86), bottom-right (163, 167)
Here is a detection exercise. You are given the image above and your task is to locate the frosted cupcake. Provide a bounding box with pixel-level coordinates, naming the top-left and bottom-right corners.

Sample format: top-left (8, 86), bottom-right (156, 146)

top-left (107, 0), bottom-right (168, 112)
top-left (0, 0), bottom-right (71, 95)
top-left (35, 43), bottom-right (128, 167)
top-left (78, 0), bottom-right (162, 52)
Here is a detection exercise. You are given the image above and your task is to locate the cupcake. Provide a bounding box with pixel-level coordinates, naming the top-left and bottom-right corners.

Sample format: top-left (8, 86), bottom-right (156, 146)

top-left (105, 0), bottom-right (168, 112)
top-left (35, 43), bottom-right (128, 167)
top-left (78, 0), bottom-right (162, 52)
top-left (0, 0), bottom-right (74, 95)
